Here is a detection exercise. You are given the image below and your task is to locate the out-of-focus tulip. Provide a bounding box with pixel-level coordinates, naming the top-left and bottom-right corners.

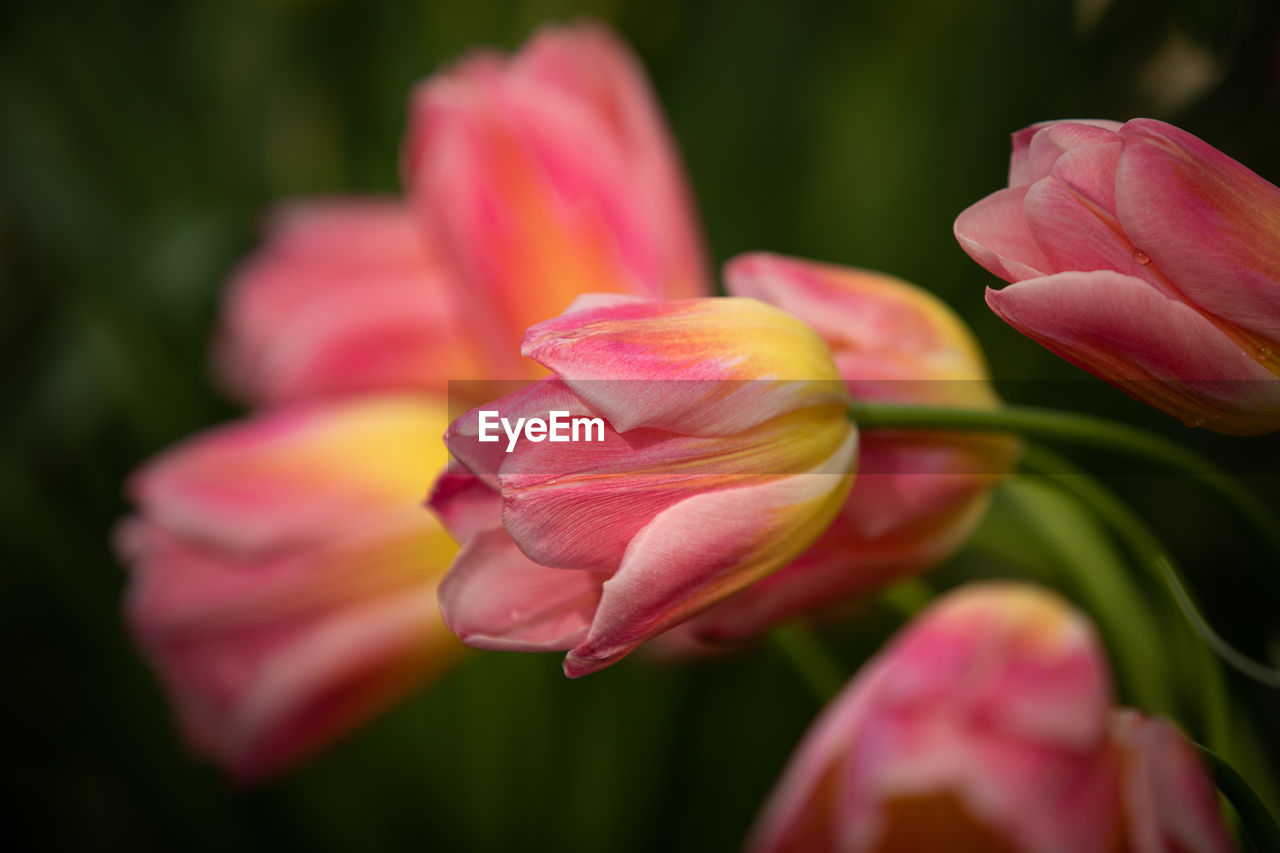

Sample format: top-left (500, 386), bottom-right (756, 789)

top-left (749, 582), bottom-right (1231, 853)
top-left (116, 397), bottom-right (462, 779)
top-left (681, 253), bottom-right (1017, 641)
top-left (404, 22), bottom-right (710, 377)
top-left (431, 295), bottom-right (858, 677)
top-left (216, 200), bottom-right (481, 406)
top-left (955, 117), bottom-right (1280, 435)
top-left (1108, 710), bottom-right (1236, 853)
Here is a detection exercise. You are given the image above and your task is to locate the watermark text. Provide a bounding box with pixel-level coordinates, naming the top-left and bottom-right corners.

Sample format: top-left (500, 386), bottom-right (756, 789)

top-left (477, 410), bottom-right (606, 452)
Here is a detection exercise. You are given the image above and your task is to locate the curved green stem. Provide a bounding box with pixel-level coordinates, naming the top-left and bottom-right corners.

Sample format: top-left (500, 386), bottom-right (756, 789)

top-left (847, 401), bottom-right (1280, 571)
top-left (1020, 443), bottom-right (1279, 690)
top-left (1197, 744), bottom-right (1280, 852)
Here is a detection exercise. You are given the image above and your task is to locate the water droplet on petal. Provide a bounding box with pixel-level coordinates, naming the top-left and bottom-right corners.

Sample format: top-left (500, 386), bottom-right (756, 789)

top-left (1132, 249), bottom-right (1151, 265)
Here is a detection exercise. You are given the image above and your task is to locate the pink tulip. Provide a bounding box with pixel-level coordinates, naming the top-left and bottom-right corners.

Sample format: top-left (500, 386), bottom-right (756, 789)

top-left (116, 397), bottom-right (462, 779)
top-left (682, 253), bottom-right (1017, 641)
top-left (125, 21), bottom-right (714, 776)
top-left (956, 118), bottom-right (1280, 434)
top-left (216, 199), bottom-right (481, 406)
top-left (404, 21), bottom-right (710, 377)
top-left (749, 582), bottom-right (1230, 853)
top-left (431, 295), bottom-right (858, 677)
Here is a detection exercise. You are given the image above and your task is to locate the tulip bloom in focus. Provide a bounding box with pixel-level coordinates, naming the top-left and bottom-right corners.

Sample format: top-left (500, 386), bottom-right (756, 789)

top-left (956, 118), bottom-right (1280, 434)
top-left (681, 253), bottom-right (1017, 641)
top-left (117, 398), bottom-right (462, 780)
top-left (750, 582), bottom-right (1231, 853)
top-left (432, 295), bottom-right (858, 677)
top-left (405, 21), bottom-right (709, 376)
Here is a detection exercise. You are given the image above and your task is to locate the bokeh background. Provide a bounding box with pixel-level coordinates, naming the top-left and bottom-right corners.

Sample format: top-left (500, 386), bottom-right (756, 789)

top-left (4, 0), bottom-right (1280, 849)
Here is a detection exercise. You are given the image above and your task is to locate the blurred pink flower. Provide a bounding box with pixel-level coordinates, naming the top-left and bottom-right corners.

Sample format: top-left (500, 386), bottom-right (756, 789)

top-left (682, 253), bottom-right (1018, 642)
top-left (216, 199), bottom-right (482, 406)
top-left (956, 118), bottom-right (1280, 434)
top-left (749, 582), bottom-right (1231, 853)
top-left (432, 295), bottom-right (857, 677)
top-left (118, 398), bottom-right (462, 780)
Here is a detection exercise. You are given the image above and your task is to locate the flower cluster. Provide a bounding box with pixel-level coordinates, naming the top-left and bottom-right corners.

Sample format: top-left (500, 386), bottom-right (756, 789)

top-left (114, 17), bottom-right (1277, 851)
top-left (117, 22), bottom-right (708, 778)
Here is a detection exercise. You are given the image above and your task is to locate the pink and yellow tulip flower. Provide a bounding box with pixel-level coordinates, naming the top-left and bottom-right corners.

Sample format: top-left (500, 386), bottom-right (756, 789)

top-left (680, 253), bottom-right (1017, 641)
top-left (749, 583), bottom-right (1231, 853)
top-left (117, 398), bottom-right (462, 780)
top-left (404, 21), bottom-right (710, 377)
top-left (956, 118), bottom-right (1280, 434)
top-left (431, 295), bottom-right (858, 677)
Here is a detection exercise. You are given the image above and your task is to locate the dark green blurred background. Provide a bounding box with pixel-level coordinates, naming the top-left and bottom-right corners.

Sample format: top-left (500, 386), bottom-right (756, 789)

top-left (4, 0), bottom-right (1280, 850)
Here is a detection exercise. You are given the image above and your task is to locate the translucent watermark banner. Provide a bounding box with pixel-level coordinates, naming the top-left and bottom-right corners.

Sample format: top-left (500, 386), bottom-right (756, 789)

top-left (442, 378), bottom-right (1280, 479)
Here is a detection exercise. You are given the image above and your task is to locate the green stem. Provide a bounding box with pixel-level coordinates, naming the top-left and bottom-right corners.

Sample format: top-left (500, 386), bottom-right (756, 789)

top-left (846, 402), bottom-right (1280, 568)
top-left (769, 623), bottom-right (846, 703)
top-left (1197, 744), bottom-right (1280, 852)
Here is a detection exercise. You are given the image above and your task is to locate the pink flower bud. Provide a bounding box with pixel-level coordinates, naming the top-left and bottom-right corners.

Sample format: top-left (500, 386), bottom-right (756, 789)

top-left (956, 118), bottom-right (1280, 434)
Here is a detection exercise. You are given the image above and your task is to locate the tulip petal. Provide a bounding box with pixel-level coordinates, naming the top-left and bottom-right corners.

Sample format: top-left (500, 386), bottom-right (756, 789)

top-left (442, 380), bottom-right (577, 489)
top-left (1018, 121), bottom-right (1125, 187)
top-left (215, 200), bottom-right (479, 404)
top-left (1117, 118), bottom-right (1280, 346)
top-left (562, 429), bottom-right (856, 676)
top-left (1110, 711), bottom-right (1232, 853)
top-left (523, 297), bottom-right (849, 435)
top-left (987, 270), bottom-right (1280, 432)
top-left (687, 460), bottom-right (995, 644)
top-left (954, 186), bottom-right (1055, 283)
top-left (437, 526), bottom-right (608, 652)
top-left (216, 581), bottom-right (451, 780)
top-left (511, 23), bottom-right (707, 298)
top-left (129, 397), bottom-right (452, 554)
top-left (724, 252), bottom-right (997, 399)
top-left (427, 463), bottom-right (502, 543)
top-left (1023, 175), bottom-right (1170, 293)
top-left (404, 23), bottom-right (709, 376)
top-left (1049, 139), bottom-right (1122, 218)
top-left (121, 514), bottom-right (459, 780)
top-left (490, 400), bottom-right (857, 572)
top-left (1010, 119), bottom-right (1124, 186)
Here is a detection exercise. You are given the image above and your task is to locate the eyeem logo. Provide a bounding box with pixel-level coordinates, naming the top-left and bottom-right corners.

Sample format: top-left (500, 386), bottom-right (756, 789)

top-left (478, 410), bottom-right (606, 453)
